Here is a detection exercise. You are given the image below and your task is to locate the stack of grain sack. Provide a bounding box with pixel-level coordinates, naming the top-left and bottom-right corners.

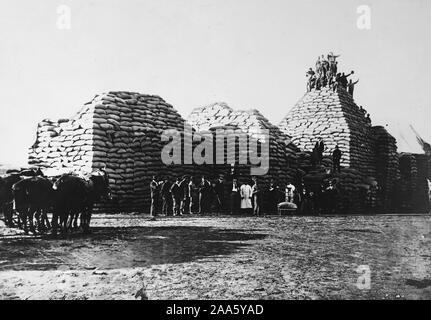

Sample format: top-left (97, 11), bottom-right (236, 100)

top-left (187, 102), bottom-right (300, 187)
top-left (29, 91), bottom-right (201, 213)
top-left (397, 153), bottom-right (419, 211)
top-left (278, 87), bottom-right (375, 176)
top-left (278, 86), bottom-right (399, 212)
top-left (370, 126), bottom-right (399, 209)
top-left (398, 152), bottom-right (431, 212)
top-left (413, 154), bottom-right (431, 212)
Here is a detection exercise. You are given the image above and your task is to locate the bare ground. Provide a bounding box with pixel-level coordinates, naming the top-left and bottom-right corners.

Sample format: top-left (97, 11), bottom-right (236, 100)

top-left (0, 213), bottom-right (430, 300)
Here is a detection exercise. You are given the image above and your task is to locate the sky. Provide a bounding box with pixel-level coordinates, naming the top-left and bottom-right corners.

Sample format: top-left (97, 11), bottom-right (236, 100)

top-left (0, 0), bottom-right (430, 166)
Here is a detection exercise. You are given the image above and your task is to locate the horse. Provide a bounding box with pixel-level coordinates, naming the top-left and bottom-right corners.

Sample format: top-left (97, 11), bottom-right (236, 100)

top-left (12, 176), bottom-right (54, 234)
top-left (52, 170), bottom-right (111, 235)
top-left (0, 168), bottom-right (43, 228)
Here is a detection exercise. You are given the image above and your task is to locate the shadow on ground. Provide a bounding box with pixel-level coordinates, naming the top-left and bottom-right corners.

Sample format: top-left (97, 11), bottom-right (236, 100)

top-left (0, 226), bottom-right (267, 271)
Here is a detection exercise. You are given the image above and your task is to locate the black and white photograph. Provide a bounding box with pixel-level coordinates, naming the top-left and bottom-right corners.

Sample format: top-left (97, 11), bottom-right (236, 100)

top-left (0, 0), bottom-right (430, 306)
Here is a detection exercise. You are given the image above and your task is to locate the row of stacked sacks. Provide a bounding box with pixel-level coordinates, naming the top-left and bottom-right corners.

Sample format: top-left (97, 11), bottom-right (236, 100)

top-left (337, 89), bottom-right (376, 178)
top-left (370, 126), bottom-right (400, 210)
top-left (396, 153), bottom-right (430, 213)
top-left (413, 154), bottom-right (431, 212)
top-left (89, 91), bottom-right (201, 212)
top-left (396, 153), bottom-right (419, 212)
top-left (187, 102), bottom-right (300, 187)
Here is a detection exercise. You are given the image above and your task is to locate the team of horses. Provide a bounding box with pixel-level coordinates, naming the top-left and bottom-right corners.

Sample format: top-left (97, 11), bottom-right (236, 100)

top-left (0, 168), bottom-right (111, 235)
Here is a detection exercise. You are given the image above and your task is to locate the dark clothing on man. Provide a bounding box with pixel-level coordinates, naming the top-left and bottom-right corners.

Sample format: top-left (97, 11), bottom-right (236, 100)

top-left (189, 181), bottom-right (199, 214)
top-left (150, 179), bottom-right (159, 216)
top-left (321, 60), bottom-right (329, 78)
top-left (170, 182), bottom-right (182, 215)
top-left (170, 182), bottom-right (182, 199)
top-left (252, 182), bottom-right (262, 216)
top-left (160, 181), bottom-right (171, 196)
top-left (314, 140), bottom-right (324, 165)
top-left (160, 181), bottom-right (171, 215)
top-left (179, 179), bottom-right (189, 214)
top-left (348, 80), bottom-right (359, 96)
top-left (339, 72), bottom-right (352, 89)
top-left (318, 141), bottom-right (325, 160)
top-left (332, 148), bottom-right (342, 173)
top-left (311, 145), bottom-right (319, 168)
top-left (230, 181), bottom-right (240, 214)
top-left (214, 179), bottom-right (225, 213)
top-left (198, 179), bottom-right (211, 214)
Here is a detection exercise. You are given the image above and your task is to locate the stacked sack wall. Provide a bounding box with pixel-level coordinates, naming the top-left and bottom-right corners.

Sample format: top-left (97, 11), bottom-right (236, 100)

top-left (397, 153), bottom-right (430, 212)
top-left (414, 154), bottom-right (431, 212)
top-left (85, 91), bottom-right (202, 212)
top-left (187, 103), bottom-right (300, 187)
top-left (30, 91), bottom-right (201, 213)
top-left (396, 153), bottom-right (418, 212)
top-left (370, 126), bottom-right (399, 209)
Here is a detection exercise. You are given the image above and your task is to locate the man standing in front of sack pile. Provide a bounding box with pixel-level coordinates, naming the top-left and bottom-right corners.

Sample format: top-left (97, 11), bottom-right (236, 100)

top-left (214, 174), bottom-right (225, 214)
top-left (332, 145), bottom-right (342, 173)
top-left (150, 175), bottom-right (160, 217)
top-left (160, 177), bottom-right (171, 216)
top-left (170, 177), bottom-right (182, 216)
top-left (179, 175), bottom-right (190, 214)
top-left (251, 176), bottom-right (263, 216)
top-left (198, 175), bottom-right (211, 215)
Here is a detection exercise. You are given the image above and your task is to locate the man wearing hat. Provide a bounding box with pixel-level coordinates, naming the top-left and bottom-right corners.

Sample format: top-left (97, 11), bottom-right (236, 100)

top-left (251, 176), bottom-right (262, 216)
top-left (179, 175), bottom-right (190, 214)
top-left (214, 174), bottom-right (226, 214)
top-left (170, 177), bottom-right (182, 216)
top-left (332, 145), bottom-right (342, 173)
top-left (149, 175), bottom-right (160, 217)
top-left (160, 177), bottom-right (172, 216)
top-left (198, 175), bottom-right (211, 214)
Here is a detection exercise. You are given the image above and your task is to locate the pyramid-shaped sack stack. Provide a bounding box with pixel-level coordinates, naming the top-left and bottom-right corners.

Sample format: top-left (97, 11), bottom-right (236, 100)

top-left (278, 87), bottom-right (376, 177)
top-left (278, 85), bottom-right (402, 211)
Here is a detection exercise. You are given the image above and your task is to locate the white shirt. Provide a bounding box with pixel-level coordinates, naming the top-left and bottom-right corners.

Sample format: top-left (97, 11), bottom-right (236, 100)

top-left (232, 182), bottom-right (238, 192)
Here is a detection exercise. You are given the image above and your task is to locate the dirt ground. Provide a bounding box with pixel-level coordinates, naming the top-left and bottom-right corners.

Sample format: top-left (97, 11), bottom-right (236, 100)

top-left (0, 213), bottom-right (430, 300)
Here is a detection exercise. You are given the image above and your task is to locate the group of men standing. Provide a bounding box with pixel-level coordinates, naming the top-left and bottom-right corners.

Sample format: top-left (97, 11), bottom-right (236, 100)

top-left (311, 138), bottom-right (342, 174)
top-left (149, 172), bottom-right (347, 216)
top-left (147, 137), bottom-right (345, 217)
top-left (150, 174), bottom-right (234, 217)
top-left (306, 52), bottom-right (359, 96)
top-left (149, 174), bottom-right (304, 217)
